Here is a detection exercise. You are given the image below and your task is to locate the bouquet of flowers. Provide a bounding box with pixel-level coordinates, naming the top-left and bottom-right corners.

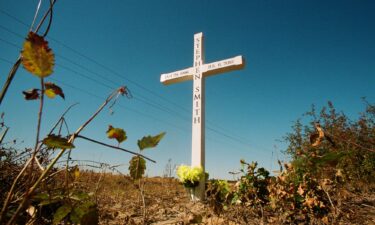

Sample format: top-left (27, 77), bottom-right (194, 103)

top-left (176, 165), bottom-right (204, 188)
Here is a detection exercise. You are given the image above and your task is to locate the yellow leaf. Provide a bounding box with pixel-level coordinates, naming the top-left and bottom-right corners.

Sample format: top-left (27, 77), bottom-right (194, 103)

top-left (72, 166), bottom-right (80, 180)
top-left (44, 89), bottom-right (56, 98)
top-left (21, 32), bottom-right (54, 77)
top-left (44, 82), bottom-right (65, 99)
top-left (106, 125), bottom-right (127, 144)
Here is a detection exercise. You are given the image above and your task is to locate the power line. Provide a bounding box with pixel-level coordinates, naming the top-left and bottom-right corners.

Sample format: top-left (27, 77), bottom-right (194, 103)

top-left (0, 54), bottom-right (190, 135)
top-left (0, 56), bottom-right (258, 151)
top-left (0, 17), bottom-right (272, 152)
top-left (0, 34), bottom-right (190, 120)
top-left (0, 14), bottom-right (245, 133)
top-left (0, 11), bottom-right (189, 113)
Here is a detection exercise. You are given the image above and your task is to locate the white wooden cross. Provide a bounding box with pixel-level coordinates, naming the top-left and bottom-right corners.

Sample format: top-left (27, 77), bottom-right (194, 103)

top-left (160, 32), bottom-right (245, 200)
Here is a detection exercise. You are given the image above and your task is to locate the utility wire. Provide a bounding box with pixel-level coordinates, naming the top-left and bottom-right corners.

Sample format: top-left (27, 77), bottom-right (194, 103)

top-left (0, 20), bottom-right (252, 142)
top-left (0, 54), bottom-right (264, 152)
top-left (0, 54), bottom-right (263, 153)
top-left (0, 19), bottom-right (271, 152)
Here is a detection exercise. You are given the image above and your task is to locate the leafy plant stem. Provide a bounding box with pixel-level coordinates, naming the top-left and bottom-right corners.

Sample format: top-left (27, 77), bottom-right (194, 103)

top-left (6, 87), bottom-right (122, 224)
top-left (140, 179), bottom-right (146, 224)
top-left (0, 78), bottom-right (44, 224)
top-left (7, 146), bottom-right (67, 225)
top-left (32, 78), bottom-right (44, 161)
top-left (0, 0), bottom-right (56, 105)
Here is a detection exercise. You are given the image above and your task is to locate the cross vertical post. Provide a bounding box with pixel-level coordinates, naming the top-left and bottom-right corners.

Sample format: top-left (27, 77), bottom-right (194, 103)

top-left (192, 33), bottom-right (205, 200)
top-left (160, 32), bottom-right (245, 201)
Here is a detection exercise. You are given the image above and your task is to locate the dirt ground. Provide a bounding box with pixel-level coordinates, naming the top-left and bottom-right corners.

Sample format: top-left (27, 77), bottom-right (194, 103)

top-left (85, 174), bottom-right (375, 225)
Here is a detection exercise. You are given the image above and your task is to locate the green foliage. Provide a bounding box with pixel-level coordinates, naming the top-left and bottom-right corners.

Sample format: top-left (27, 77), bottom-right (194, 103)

top-left (284, 101), bottom-right (375, 183)
top-left (53, 204), bottom-right (72, 224)
top-left (137, 132), bottom-right (166, 151)
top-left (1, 3), bottom-right (163, 223)
top-left (206, 179), bottom-right (231, 213)
top-left (129, 156), bottom-right (146, 180)
top-left (232, 160), bottom-right (270, 206)
top-left (127, 132), bottom-right (165, 180)
top-left (43, 134), bottom-right (75, 149)
top-left (30, 190), bottom-right (98, 225)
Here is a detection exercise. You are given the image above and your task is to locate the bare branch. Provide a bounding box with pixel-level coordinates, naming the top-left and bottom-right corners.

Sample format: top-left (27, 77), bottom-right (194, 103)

top-left (76, 134), bottom-right (156, 163)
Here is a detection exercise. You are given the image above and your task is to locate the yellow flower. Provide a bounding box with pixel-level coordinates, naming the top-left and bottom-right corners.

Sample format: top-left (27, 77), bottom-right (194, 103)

top-left (176, 165), bottom-right (204, 187)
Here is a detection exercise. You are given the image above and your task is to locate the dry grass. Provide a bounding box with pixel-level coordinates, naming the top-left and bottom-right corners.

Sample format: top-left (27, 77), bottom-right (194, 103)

top-left (72, 171), bottom-right (375, 225)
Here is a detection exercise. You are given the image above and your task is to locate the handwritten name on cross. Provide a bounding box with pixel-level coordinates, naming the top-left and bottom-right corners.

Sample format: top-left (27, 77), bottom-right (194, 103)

top-left (160, 32), bottom-right (245, 200)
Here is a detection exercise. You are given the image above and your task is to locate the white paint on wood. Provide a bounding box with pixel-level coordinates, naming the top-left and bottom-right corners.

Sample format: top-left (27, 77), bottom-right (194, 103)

top-left (160, 32), bottom-right (245, 201)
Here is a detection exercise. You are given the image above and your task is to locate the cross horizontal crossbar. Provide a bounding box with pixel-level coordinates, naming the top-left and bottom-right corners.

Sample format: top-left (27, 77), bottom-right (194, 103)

top-left (160, 55), bottom-right (244, 85)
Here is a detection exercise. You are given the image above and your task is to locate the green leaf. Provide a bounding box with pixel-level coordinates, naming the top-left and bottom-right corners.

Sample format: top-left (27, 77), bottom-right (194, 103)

top-left (53, 204), bottom-right (72, 224)
top-left (33, 193), bottom-right (49, 200)
top-left (43, 134), bottom-right (75, 149)
top-left (70, 201), bottom-right (98, 225)
top-left (68, 191), bottom-right (91, 201)
top-left (137, 132), bottom-right (166, 151)
top-left (33, 193), bottom-right (63, 206)
top-left (39, 198), bottom-right (61, 206)
top-left (129, 156), bottom-right (146, 180)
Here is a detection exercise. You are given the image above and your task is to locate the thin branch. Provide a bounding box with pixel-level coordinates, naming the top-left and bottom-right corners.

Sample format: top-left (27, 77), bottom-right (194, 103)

top-left (34, 0), bottom-right (57, 36)
top-left (48, 103), bottom-right (78, 135)
top-left (41, 0), bottom-right (54, 37)
top-left (0, 127), bottom-right (9, 144)
top-left (76, 134), bottom-right (156, 163)
top-left (0, 57), bottom-right (21, 105)
top-left (32, 78), bottom-right (45, 158)
top-left (6, 87), bottom-right (124, 224)
top-left (0, 157), bottom-right (32, 223)
top-left (29, 78), bottom-right (45, 172)
top-left (325, 130), bottom-right (375, 153)
top-left (35, 158), bottom-right (44, 171)
top-left (56, 159), bottom-right (111, 167)
top-left (73, 88), bottom-right (120, 136)
top-left (0, 77), bottom-right (45, 223)
top-left (56, 160), bottom-right (126, 175)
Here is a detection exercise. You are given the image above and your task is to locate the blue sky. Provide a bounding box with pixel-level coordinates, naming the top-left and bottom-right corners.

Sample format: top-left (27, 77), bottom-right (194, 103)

top-left (0, 0), bottom-right (374, 179)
